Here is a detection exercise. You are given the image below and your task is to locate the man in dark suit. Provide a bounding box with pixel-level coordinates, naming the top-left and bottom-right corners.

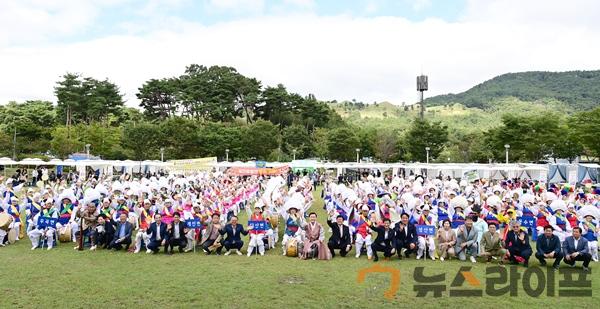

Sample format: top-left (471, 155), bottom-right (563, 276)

top-left (94, 214), bottom-right (116, 249)
top-left (535, 225), bottom-right (563, 270)
top-left (166, 212), bottom-right (187, 254)
top-left (146, 213), bottom-right (168, 254)
top-left (505, 220), bottom-right (532, 267)
top-left (109, 213), bottom-right (133, 251)
top-left (220, 215), bottom-right (248, 256)
top-left (562, 227), bottom-right (592, 271)
top-left (327, 215), bottom-right (351, 258)
top-left (395, 213), bottom-right (418, 258)
top-left (371, 218), bottom-right (397, 262)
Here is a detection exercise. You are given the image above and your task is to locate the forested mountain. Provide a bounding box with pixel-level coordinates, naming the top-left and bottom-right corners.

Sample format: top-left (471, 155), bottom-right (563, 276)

top-left (424, 70), bottom-right (600, 110)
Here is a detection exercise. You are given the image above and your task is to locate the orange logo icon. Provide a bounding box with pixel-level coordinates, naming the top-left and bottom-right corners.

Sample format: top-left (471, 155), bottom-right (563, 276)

top-left (357, 264), bottom-right (401, 300)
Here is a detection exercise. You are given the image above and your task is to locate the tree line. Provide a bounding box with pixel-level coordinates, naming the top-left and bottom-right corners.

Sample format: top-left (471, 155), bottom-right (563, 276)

top-left (0, 65), bottom-right (599, 163)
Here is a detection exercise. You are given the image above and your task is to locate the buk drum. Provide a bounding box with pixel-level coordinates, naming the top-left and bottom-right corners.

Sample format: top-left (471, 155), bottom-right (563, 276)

top-left (0, 213), bottom-right (13, 231)
top-left (58, 225), bottom-right (72, 243)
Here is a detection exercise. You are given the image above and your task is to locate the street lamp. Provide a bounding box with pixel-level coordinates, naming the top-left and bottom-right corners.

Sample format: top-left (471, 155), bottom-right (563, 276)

top-left (356, 148), bottom-right (360, 163)
top-left (504, 144), bottom-right (510, 164)
top-left (425, 147), bottom-right (430, 164)
top-left (293, 149), bottom-right (297, 161)
top-left (160, 147), bottom-right (165, 162)
top-left (225, 149), bottom-right (229, 162)
top-left (85, 144), bottom-right (91, 159)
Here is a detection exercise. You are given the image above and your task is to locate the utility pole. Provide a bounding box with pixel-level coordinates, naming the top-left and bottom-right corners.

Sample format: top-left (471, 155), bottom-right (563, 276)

top-left (417, 75), bottom-right (428, 120)
top-left (12, 127), bottom-right (17, 160)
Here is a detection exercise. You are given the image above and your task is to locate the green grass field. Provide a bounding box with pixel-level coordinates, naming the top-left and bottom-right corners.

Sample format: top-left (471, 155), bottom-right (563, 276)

top-left (1, 187), bottom-right (599, 308)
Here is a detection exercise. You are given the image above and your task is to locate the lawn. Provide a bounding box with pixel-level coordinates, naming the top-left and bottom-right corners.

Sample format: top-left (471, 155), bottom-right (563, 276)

top-left (1, 187), bottom-right (599, 308)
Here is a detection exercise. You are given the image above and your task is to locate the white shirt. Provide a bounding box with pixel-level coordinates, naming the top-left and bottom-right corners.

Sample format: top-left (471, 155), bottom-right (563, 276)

top-left (573, 237), bottom-right (579, 250)
top-left (156, 224), bottom-right (161, 241)
top-left (174, 224), bottom-right (180, 239)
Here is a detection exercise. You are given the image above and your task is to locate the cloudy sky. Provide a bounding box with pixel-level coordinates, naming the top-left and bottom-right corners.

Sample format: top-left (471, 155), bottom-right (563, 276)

top-left (1, 0), bottom-right (599, 107)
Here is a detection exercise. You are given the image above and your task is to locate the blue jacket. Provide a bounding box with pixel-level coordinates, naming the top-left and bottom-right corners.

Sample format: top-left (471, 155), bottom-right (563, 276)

top-left (562, 236), bottom-right (589, 256)
top-left (219, 224), bottom-right (248, 242)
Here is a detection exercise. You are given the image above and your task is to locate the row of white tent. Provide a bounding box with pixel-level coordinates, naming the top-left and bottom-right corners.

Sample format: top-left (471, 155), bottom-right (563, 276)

top-left (2, 157), bottom-right (599, 184)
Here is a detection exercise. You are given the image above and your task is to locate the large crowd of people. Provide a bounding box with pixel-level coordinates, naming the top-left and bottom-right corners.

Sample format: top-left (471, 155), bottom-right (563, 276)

top-left (0, 170), bottom-right (598, 272)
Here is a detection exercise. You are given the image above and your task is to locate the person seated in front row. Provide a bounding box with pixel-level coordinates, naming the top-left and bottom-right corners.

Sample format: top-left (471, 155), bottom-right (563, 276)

top-left (535, 225), bottom-right (563, 271)
top-left (220, 215), bottom-right (249, 256)
top-left (505, 220), bottom-right (532, 267)
top-left (437, 219), bottom-right (456, 261)
top-left (200, 213), bottom-right (223, 255)
top-left (371, 218), bottom-right (396, 262)
top-left (93, 214), bottom-right (115, 249)
top-left (480, 222), bottom-right (506, 264)
top-left (327, 214), bottom-right (352, 258)
top-left (146, 213), bottom-right (168, 254)
top-left (299, 212), bottom-right (331, 260)
top-left (166, 212), bottom-right (187, 254)
top-left (562, 227), bottom-right (592, 272)
top-left (395, 213), bottom-right (417, 259)
top-left (109, 213), bottom-right (133, 251)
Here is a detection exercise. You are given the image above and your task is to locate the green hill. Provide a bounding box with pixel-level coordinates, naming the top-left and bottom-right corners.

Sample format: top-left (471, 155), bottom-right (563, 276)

top-left (331, 98), bottom-right (570, 133)
top-left (424, 70), bottom-right (600, 110)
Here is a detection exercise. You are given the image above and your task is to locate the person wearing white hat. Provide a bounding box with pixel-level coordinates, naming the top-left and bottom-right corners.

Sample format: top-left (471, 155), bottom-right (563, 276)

top-left (6, 196), bottom-right (22, 242)
top-left (27, 199), bottom-right (58, 250)
top-left (279, 204), bottom-right (304, 256)
top-left (580, 214), bottom-right (599, 262)
top-left (416, 205), bottom-right (437, 260)
top-left (353, 205), bottom-right (373, 259)
top-left (247, 204), bottom-right (267, 256)
top-left (550, 207), bottom-right (572, 242)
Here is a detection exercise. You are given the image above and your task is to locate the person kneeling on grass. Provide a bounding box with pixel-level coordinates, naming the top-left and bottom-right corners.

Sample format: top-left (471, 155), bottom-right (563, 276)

top-left (200, 213), bottom-right (223, 255)
top-left (535, 225), bottom-right (563, 271)
top-left (220, 215), bottom-right (248, 256)
top-left (437, 219), bottom-right (456, 261)
top-left (455, 216), bottom-right (478, 263)
top-left (562, 227), bottom-right (592, 272)
top-left (146, 214), bottom-right (169, 254)
top-left (327, 214), bottom-right (351, 258)
top-left (505, 220), bottom-right (532, 267)
top-left (108, 213), bottom-right (132, 251)
top-left (371, 218), bottom-right (396, 262)
top-left (479, 222), bottom-right (506, 264)
top-left (166, 212), bottom-right (187, 254)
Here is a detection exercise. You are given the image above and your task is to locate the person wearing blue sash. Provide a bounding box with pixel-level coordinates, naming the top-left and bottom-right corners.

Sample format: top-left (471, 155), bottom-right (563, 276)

top-left (27, 199), bottom-right (58, 250)
top-left (451, 205), bottom-right (466, 230)
top-left (436, 201), bottom-right (449, 227)
top-left (581, 214), bottom-right (599, 262)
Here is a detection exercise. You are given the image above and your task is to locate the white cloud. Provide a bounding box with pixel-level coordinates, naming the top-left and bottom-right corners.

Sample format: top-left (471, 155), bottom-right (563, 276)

top-left (283, 0), bottom-right (315, 9)
top-left (411, 0), bottom-right (431, 12)
top-left (0, 0), bottom-right (599, 107)
top-left (208, 0), bottom-right (265, 13)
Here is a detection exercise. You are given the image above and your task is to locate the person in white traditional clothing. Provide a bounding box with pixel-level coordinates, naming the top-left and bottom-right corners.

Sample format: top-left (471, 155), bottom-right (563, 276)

top-left (27, 199), bottom-right (58, 250)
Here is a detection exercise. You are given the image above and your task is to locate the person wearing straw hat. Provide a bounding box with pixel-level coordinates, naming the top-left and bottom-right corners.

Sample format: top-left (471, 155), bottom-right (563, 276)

top-left (279, 200), bottom-right (304, 256)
